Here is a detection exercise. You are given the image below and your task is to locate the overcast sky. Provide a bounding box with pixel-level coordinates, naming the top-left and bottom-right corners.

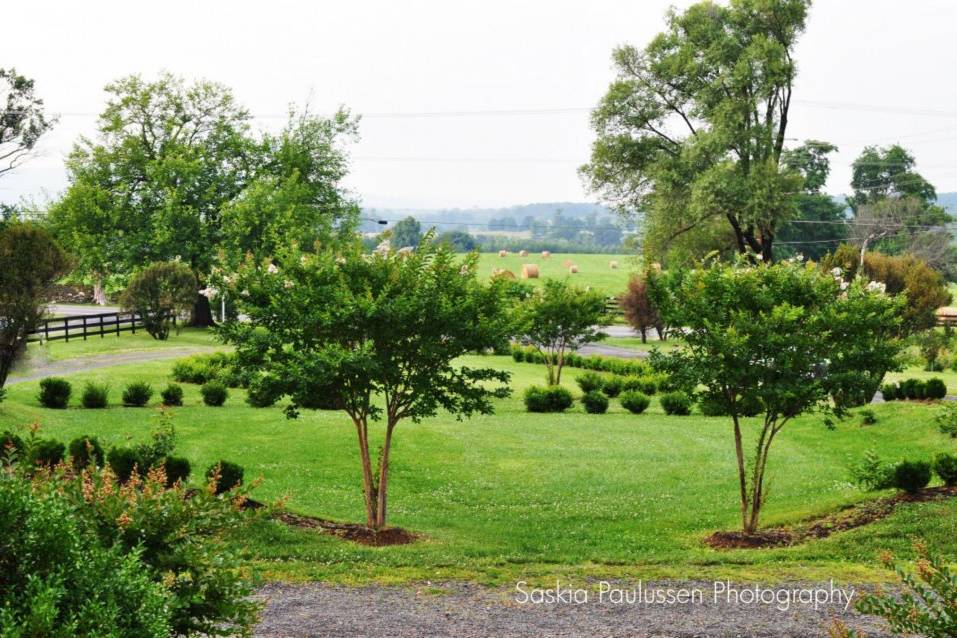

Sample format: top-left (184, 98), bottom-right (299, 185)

top-left (3, 0), bottom-right (957, 210)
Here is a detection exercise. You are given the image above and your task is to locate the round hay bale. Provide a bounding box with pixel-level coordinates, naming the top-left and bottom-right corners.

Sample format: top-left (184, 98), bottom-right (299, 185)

top-left (519, 250), bottom-right (528, 257)
top-left (562, 259), bottom-right (574, 268)
top-left (521, 264), bottom-right (540, 279)
top-left (541, 251), bottom-right (551, 258)
top-left (609, 260), bottom-right (619, 269)
top-left (568, 265), bottom-right (579, 274)
top-left (491, 268), bottom-right (516, 280)
top-left (498, 250), bottom-right (508, 257)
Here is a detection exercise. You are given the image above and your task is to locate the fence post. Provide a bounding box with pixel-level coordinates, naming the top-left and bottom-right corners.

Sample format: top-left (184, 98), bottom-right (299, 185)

top-left (82, 316), bottom-right (88, 341)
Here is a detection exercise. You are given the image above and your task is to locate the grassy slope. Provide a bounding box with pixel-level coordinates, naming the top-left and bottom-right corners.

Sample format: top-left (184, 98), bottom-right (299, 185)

top-left (21, 328), bottom-right (220, 362)
top-left (2, 334), bottom-right (955, 585)
top-left (474, 252), bottom-right (635, 295)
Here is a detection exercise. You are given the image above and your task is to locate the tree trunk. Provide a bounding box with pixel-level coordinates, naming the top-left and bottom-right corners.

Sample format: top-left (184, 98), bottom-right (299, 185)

top-left (354, 419), bottom-right (377, 529)
top-left (732, 416), bottom-right (752, 534)
top-left (374, 420), bottom-right (397, 530)
top-left (190, 292), bottom-right (215, 327)
top-left (640, 327), bottom-right (647, 344)
top-left (92, 275), bottom-right (108, 306)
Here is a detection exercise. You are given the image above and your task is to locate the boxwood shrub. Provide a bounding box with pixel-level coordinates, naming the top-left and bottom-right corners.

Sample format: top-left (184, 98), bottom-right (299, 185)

top-left (107, 446), bottom-right (141, 483)
top-left (524, 385), bottom-right (574, 413)
top-left (925, 378), bottom-right (947, 400)
top-left (160, 383), bottom-right (184, 407)
top-left (122, 382), bottom-right (153, 407)
top-left (602, 376), bottom-right (623, 398)
top-left (880, 383), bottom-right (899, 401)
top-left (80, 382), bottom-right (109, 409)
top-left (660, 391), bottom-right (692, 416)
top-left (893, 460), bottom-right (932, 493)
top-left (163, 456), bottom-right (192, 486)
top-left (200, 381), bottom-right (229, 407)
top-left (38, 377), bottom-right (71, 409)
top-left (620, 391), bottom-right (650, 414)
top-left (576, 372), bottom-right (605, 394)
top-left (68, 435), bottom-right (104, 469)
top-left (206, 460), bottom-right (244, 494)
top-left (30, 439), bottom-right (65, 467)
top-left (933, 453), bottom-right (957, 486)
top-left (581, 390), bottom-right (609, 414)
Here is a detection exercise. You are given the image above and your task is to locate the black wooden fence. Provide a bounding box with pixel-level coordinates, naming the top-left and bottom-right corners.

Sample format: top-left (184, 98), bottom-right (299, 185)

top-left (27, 310), bottom-right (174, 343)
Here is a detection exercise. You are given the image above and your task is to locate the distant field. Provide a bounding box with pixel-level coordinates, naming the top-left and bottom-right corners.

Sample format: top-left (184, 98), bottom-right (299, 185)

top-left (474, 252), bottom-right (635, 295)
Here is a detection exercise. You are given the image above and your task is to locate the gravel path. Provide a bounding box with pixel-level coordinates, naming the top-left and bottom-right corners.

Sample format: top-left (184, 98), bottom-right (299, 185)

top-left (254, 581), bottom-right (893, 638)
top-left (576, 343), bottom-right (648, 359)
top-left (6, 347), bottom-right (217, 384)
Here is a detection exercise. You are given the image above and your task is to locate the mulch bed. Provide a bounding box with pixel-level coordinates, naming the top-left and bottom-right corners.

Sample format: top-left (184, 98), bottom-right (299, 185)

top-left (242, 499), bottom-right (417, 546)
top-left (706, 485), bottom-right (957, 550)
top-left (275, 511), bottom-right (418, 546)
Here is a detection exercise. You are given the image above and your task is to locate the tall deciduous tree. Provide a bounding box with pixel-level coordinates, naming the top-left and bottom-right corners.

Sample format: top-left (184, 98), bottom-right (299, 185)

top-left (649, 259), bottom-right (901, 534)
top-left (0, 224), bottom-right (70, 396)
top-left (1, 68), bottom-right (55, 179)
top-left (581, 0), bottom-right (810, 264)
top-left (219, 238), bottom-right (512, 531)
top-left (518, 280), bottom-right (608, 385)
top-left (220, 107), bottom-right (359, 266)
top-left (50, 73), bottom-right (256, 324)
top-left (389, 216), bottom-right (423, 249)
top-left (847, 145), bottom-right (954, 269)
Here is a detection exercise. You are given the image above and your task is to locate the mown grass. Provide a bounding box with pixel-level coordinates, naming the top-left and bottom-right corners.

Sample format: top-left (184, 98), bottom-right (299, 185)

top-left (3, 335), bottom-right (955, 585)
top-left (474, 252), bottom-right (635, 295)
top-left (21, 327), bottom-right (220, 363)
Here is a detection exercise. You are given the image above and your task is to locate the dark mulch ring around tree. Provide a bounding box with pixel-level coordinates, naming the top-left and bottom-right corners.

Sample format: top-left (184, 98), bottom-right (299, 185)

top-left (706, 485), bottom-right (957, 550)
top-left (241, 498), bottom-right (418, 546)
top-left (276, 511), bottom-right (418, 546)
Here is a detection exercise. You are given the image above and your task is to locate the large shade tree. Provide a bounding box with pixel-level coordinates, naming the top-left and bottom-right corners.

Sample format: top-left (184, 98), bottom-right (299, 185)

top-left (649, 259), bottom-right (902, 534)
top-left (1, 68), bottom-right (55, 180)
top-left (219, 238), bottom-right (513, 531)
top-left (581, 0), bottom-right (811, 264)
top-left (51, 77), bottom-right (360, 316)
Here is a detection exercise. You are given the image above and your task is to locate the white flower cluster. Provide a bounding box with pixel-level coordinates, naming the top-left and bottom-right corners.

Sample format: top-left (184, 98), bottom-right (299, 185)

top-left (866, 280), bottom-right (887, 294)
top-left (266, 263), bottom-right (279, 275)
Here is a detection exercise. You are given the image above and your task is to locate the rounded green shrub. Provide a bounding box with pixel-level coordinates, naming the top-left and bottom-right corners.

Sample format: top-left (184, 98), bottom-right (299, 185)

top-left (660, 391), bottom-right (692, 416)
top-left (932, 453), bottom-right (957, 486)
top-left (200, 380), bottom-right (229, 407)
top-left (576, 372), bottom-right (605, 394)
top-left (30, 439), bottom-right (65, 467)
top-left (163, 456), bottom-right (192, 486)
top-left (601, 376), bottom-right (624, 398)
top-left (581, 390), bottom-right (609, 414)
top-left (68, 435), bottom-right (104, 469)
top-left (893, 460), bottom-right (932, 493)
top-left (620, 391), bottom-right (650, 414)
top-left (245, 382), bottom-right (278, 408)
top-left (122, 382), bottom-right (153, 407)
top-left (80, 382), bottom-right (109, 409)
top-left (107, 446), bottom-right (141, 483)
top-left (925, 378), bottom-right (947, 400)
top-left (523, 385), bottom-right (574, 413)
top-left (880, 383), bottom-right (898, 401)
top-left (510, 345), bottom-right (524, 362)
top-left (160, 383), bottom-right (184, 407)
top-left (206, 460), bottom-right (244, 494)
top-left (38, 377), bottom-right (71, 409)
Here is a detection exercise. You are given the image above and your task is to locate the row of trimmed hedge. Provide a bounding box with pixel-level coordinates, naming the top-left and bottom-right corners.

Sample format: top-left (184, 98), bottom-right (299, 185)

top-left (510, 344), bottom-right (652, 377)
top-left (37, 377), bottom-right (229, 408)
top-left (0, 430), bottom-right (245, 494)
top-left (881, 378), bottom-right (947, 401)
top-left (523, 384), bottom-right (692, 416)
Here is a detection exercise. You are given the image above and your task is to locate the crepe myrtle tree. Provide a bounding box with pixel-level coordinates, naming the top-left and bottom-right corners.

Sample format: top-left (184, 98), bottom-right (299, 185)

top-left (518, 279), bottom-right (609, 385)
top-left (219, 238), bottom-right (512, 531)
top-left (648, 258), bottom-right (902, 535)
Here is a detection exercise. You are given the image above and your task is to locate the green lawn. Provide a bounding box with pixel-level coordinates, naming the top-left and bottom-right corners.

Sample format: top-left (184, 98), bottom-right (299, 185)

top-left (475, 252), bottom-right (635, 295)
top-left (2, 342), bottom-right (955, 586)
top-left (22, 328), bottom-right (220, 362)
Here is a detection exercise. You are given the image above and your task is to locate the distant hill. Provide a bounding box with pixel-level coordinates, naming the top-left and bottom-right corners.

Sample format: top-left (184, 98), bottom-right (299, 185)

top-left (360, 202), bottom-right (613, 232)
